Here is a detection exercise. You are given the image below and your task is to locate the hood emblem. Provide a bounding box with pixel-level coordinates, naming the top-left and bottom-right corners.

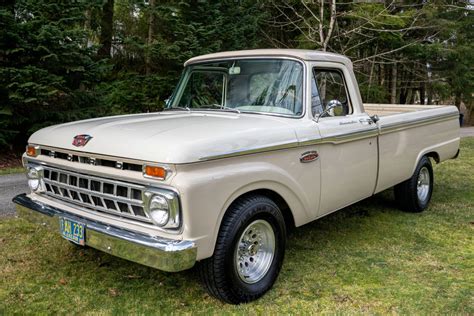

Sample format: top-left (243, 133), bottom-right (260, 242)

top-left (72, 134), bottom-right (93, 147)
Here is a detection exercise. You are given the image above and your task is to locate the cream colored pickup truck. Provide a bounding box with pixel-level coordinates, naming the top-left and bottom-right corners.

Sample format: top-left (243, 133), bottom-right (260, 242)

top-left (14, 49), bottom-right (460, 304)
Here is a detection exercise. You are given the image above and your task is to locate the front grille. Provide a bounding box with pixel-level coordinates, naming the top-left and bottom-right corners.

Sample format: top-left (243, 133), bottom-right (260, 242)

top-left (41, 165), bottom-right (151, 223)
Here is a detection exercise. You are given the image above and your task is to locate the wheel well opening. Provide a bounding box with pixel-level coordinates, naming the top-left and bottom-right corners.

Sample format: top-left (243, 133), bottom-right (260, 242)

top-left (233, 189), bottom-right (295, 231)
top-left (425, 151), bottom-right (440, 164)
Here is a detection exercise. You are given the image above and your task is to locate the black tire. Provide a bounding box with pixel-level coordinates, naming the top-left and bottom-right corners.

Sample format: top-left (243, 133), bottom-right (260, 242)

top-left (199, 194), bottom-right (286, 304)
top-left (394, 156), bottom-right (433, 212)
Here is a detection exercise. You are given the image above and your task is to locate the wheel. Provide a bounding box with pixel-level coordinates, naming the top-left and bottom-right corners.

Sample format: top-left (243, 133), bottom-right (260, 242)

top-left (394, 156), bottom-right (433, 212)
top-left (199, 194), bottom-right (286, 304)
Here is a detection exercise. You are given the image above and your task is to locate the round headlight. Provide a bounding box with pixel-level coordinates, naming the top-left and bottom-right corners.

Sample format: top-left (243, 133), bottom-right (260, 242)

top-left (148, 195), bottom-right (170, 226)
top-left (28, 179), bottom-right (40, 191)
top-left (27, 166), bottom-right (43, 192)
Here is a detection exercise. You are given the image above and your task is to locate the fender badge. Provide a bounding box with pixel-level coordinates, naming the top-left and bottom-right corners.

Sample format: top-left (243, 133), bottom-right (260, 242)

top-left (300, 151), bottom-right (319, 163)
top-left (72, 134), bottom-right (93, 147)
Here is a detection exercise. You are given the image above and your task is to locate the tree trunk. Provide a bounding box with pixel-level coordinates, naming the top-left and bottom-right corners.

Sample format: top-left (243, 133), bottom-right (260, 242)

top-left (427, 86), bottom-right (432, 105)
top-left (390, 63), bottom-right (397, 104)
top-left (145, 0), bottom-right (156, 75)
top-left (454, 92), bottom-right (461, 110)
top-left (98, 0), bottom-right (114, 58)
top-left (379, 63), bottom-right (385, 87)
top-left (399, 69), bottom-right (407, 104)
top-left (406, 88), bottom-right (413, 104)
top-left (322, 0), bottom-right (336, 51)
top-left (419, 83), bottom-right (425, 105)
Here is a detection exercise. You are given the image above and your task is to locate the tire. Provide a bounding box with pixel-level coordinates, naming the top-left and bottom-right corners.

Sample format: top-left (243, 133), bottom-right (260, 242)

top-left (199, 194), bottom-right (286, 304)
top-left (394, 156), bottom-right (433, 212)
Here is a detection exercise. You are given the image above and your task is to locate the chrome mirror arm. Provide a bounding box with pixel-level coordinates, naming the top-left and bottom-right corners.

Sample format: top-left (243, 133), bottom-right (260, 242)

top-left (316, 100), bottom-right (343, 123)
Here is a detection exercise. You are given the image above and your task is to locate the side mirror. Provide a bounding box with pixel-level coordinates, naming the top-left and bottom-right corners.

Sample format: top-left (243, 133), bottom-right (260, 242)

top-left (370, 114), bottom-right (379, 123)
top-left (316, 99), bottom-right (343, 122)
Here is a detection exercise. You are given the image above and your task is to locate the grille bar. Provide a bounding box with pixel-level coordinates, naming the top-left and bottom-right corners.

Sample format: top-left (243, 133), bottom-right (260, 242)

top-left (41, 165), bottom-right (150, 223)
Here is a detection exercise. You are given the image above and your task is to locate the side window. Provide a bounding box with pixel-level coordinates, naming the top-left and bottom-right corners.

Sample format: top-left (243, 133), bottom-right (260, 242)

top-left (311, 68), bottom-right (350, 117)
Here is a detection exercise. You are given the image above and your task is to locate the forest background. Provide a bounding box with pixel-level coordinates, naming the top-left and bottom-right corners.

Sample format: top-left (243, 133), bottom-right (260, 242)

top-left (1, 0), bottom-right (472, 152)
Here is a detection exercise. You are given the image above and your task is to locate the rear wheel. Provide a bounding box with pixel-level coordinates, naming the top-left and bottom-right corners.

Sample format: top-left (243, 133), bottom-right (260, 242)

top-left (394, 156), bottom-right (433, 212)
top-left (199, 194), bottom-right (286, 304)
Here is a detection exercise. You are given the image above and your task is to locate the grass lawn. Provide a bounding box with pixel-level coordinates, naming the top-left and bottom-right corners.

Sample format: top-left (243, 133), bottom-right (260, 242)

top-left (0, 166), bottom-right (24, 175)
top-left (1, 139), bottom-right (473, 314)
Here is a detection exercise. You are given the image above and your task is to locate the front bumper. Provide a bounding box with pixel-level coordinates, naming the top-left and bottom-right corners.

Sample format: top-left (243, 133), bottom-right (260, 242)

top-left (12, 194), bottom-right (197, 272)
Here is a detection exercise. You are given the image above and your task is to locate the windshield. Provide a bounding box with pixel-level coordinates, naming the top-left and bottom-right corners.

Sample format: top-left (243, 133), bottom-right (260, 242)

top-left (169, 59), bottom-right (304, 116)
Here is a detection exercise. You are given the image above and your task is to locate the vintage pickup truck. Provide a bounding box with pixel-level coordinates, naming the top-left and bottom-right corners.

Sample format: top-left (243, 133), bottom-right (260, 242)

top-left (14, 49), bottom-right (460, 304)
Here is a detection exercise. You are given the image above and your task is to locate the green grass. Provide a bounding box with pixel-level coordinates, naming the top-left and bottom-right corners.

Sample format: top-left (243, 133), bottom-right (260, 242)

top-left (1, 139), bottom-right (473, 314)
top-left (0, 166), bottom-right (25, 175)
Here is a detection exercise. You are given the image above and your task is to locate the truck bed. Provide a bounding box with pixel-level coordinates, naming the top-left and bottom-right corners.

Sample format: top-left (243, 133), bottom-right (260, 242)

top-left (364, 103), bottom-right (449, 117)
top-left (363, 103), bottom-right (460, 194)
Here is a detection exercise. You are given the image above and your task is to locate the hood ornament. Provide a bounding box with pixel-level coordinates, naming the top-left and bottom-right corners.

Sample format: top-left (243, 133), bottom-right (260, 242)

top-left (72, 134), bottom-right (93, 147)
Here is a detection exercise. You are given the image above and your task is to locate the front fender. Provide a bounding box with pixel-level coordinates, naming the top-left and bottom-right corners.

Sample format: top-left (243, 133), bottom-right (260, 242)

top-left (171, 150), bottom-right (319, 260)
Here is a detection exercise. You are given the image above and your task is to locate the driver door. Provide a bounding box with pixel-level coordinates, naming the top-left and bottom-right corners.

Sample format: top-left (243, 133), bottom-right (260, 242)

top-left (311, 65), bottom-right (378, 215)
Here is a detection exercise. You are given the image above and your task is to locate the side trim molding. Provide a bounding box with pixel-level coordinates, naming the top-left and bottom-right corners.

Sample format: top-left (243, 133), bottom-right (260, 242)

top-left (379, 112), bottom-right (458, 135)
top-left (198, 112), bottom-right (457, 162)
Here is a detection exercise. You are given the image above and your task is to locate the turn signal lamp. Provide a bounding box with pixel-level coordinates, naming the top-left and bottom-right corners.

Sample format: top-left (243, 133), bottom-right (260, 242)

top-left (143, 165), bottom-right (167, 179)
top-left (26, 145), bottom-right (39, 157)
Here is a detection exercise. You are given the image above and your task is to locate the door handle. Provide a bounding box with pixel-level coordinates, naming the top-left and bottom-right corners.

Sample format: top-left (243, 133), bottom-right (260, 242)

top-left (359, 118), bottom-right (373, 125)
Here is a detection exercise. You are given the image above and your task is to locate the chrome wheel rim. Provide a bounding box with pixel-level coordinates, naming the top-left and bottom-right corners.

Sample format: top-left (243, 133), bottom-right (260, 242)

top-left (235, 219), bottom-right (275, 284)
top-left (417, 167), bottom-right (430, 203)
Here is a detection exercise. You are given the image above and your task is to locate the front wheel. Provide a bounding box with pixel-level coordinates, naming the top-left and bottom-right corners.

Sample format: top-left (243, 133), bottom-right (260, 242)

top-left (394, 156), bottom-right (434, 212)
top-left (199, 194), bottom-right (286, 304)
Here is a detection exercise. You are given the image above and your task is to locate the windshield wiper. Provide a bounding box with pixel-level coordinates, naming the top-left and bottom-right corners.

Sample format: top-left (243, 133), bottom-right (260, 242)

top-left (163, 106), bottom-right (191, 112)
top-left (199, 104), bottom-right (241, 114)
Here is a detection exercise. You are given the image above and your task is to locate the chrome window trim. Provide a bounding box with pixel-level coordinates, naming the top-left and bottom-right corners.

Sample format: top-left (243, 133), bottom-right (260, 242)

top-left (169, 56), bottom-right (308, 119)
top-left (310, 66), bottom-right (354, 118)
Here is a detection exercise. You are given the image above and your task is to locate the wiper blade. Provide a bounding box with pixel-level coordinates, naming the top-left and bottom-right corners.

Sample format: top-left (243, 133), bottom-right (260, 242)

top-left (199, 104), bottom-right (241, 114)
top-left (163, 106), bottom-right (191, 112)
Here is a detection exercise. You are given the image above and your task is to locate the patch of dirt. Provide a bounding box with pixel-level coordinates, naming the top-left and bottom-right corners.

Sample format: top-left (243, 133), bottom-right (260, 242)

top-left (0, 151), bottom-right (22, 169)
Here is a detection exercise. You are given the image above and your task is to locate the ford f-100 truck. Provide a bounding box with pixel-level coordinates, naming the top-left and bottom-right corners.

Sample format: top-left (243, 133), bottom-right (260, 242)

top-left (14, 49), bottom-right (460, 304)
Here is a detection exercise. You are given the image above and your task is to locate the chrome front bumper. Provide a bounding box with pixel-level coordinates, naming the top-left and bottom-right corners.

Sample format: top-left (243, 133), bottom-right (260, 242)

top-left (12, 194), bottom-right (197, 272)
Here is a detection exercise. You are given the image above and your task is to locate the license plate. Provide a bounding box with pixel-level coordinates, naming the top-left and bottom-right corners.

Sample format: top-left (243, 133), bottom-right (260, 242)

top-left (59, 217), bottom-right (86, 246)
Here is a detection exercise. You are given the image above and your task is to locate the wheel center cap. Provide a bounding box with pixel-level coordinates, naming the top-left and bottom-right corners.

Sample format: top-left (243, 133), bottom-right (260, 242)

top-left (248, 244), bottom-right (259, 256)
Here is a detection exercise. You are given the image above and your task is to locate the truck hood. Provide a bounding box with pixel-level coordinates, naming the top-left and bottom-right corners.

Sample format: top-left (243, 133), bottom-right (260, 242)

top-left (29, 111), bottom-right (298, 164)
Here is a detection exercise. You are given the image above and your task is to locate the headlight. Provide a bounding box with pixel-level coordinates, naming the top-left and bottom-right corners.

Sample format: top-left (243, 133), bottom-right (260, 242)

top-left (27, 165), bottom-right (45, 192)
top-left (149, 195), bottom-right (170, 226)
top-left (143, 188), bottom-right (180, 229)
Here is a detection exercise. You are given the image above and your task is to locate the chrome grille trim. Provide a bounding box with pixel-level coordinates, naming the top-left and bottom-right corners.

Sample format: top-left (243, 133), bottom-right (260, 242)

top-left (39, 147), bottom-right (142, 172)
top-left (41, 165), bottom-right (151, 223)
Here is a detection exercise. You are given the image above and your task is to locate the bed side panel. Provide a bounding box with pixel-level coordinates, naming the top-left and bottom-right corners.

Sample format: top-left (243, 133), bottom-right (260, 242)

top-left (375, 106), bottom-right (460, 193)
